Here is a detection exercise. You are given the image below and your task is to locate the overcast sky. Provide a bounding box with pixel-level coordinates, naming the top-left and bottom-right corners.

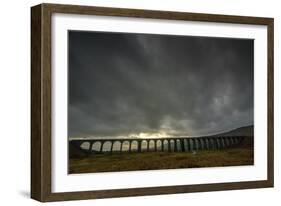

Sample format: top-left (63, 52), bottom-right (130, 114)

top-left (68, 31), bottom-right (253, 138)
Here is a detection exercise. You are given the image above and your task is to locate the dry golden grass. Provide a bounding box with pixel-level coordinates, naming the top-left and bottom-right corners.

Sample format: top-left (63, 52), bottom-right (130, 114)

top-left (69, 148), bottom-right (253, 174)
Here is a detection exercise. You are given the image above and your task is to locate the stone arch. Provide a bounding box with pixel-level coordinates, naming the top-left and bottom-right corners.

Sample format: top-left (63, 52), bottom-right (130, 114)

top-left (92, 141), bottom-right (102, 152)
top-left (102, 141), bottom-right (112, 152)
top-left (141, 140), bottom-right (148, 152)
top-left (192, 138), bottom-right (198, 150)
top-left (208, 138), bottom-right (215, 150)
top-left (213, 138), bottom-right (218, 149)
top-left (203, 138), bottom-right (209, 150)
top-left (156, 140), bottom-right (162, 151)
top-left (229, 137), bottom-right (234, 146)
top-left (236, 137), bottom-right (241, 144)
top-left (225, 137), bottom-right (230, 147)
top-left (213, 138), bottom-right (220, 149)
top-left (217, 137), bottom-right (223, 148)
top-left (197, 138), bottom-right (203, 150)
top-left (224, 137), bottom-right (230, 147)
top-left (183, 139), bottom-right (189, 151)
top-left (196, 138), bottom-right (201, 150)
top-left (80, 141), bottom-right (91, 150)
top-left (231, 137), bottom-right (237, 144)
top-left (188, 138), bottom-right (194, 151)
top-left (130, 140), bottom-right (138, 152)
top-left (186, 138), bottom-right (192, 151)
top-left (148, 140), bottom-right (155, 151)
top-left (199, 138), bottom-right (205, 150)
top-left (175, 139), bottom-right (181, 151)
top-left (163, 139), bottom-right (169, 151)
top-left (170, 139), bottom-right (176, 151)
top-left (121, 141), bottom-right (130, 152)
top-left (180, 139), bottom-right (185, 151)
top-left (220, 137), bottom-right (225, 148)
top-left (232, 136), bottom-right (238, 145)
top-left (112, 141), bottom-right (121, 152)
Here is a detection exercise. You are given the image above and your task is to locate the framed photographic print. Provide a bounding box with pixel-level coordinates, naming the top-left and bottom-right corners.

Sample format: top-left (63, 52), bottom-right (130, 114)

top-left (31, 3), bottom-right (274, 202)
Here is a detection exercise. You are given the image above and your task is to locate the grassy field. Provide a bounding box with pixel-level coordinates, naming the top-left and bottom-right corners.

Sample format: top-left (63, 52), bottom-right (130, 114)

top-left (69, 148), bottom-right (253, 174)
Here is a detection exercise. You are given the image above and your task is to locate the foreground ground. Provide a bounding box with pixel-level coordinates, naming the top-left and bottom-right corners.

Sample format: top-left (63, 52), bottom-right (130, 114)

top-left (69, 148), bottom-right (253, 174)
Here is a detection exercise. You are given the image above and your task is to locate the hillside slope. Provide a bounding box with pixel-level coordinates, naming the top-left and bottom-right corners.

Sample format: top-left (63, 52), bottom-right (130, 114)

top-left (213, 125), bottom-right (253, 137)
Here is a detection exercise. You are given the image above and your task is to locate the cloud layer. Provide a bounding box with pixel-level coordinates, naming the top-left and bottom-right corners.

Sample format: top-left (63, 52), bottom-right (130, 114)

top-left (68, 31), bottom-right (254, 138)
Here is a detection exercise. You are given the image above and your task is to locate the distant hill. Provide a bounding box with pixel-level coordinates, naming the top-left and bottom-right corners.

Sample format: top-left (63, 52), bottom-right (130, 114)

top-left (213, 125), bottom-right (253, 137)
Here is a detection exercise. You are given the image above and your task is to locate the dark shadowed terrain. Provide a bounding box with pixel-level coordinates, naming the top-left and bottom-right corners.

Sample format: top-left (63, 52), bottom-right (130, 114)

top-left (69, 148), bottom-right (253, 174)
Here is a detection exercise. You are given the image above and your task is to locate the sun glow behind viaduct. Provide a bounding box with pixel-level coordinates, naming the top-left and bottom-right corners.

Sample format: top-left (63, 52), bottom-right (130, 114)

top-left (69, 136), bottom-right (245, 154)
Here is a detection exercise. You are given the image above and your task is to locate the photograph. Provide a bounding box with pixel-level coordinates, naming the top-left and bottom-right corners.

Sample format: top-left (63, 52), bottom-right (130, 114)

top-left (31, 3), bottom-right (273, 201)
top-left (68, 31), bottom-right (254, 174)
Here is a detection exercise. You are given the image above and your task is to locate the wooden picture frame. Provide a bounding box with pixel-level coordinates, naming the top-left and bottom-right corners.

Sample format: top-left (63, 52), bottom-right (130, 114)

top-left (31, 3), bottom-right (274, 202)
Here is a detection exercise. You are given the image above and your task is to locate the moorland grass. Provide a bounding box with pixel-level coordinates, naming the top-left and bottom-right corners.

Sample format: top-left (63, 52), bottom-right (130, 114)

top-left (69, 148), bottom-right (253, 174)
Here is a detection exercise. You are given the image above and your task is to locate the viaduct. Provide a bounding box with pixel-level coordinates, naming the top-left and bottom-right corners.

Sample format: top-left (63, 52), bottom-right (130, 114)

top-left (69, 136), bottom-right (245, 154)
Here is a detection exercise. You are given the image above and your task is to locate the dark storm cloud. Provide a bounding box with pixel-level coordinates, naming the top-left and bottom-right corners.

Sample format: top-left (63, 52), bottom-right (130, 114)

top-left (68, 31), bottom-right (253, 138)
